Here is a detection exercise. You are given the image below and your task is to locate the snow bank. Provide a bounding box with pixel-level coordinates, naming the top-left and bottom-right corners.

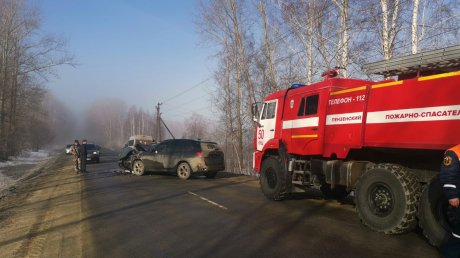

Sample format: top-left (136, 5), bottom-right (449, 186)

top-left (0, 150), bottom-right (50, 192)
top-left (0, 171), bottom-right (15, 189)
top-left (0, 150), bottom-right (50, 168)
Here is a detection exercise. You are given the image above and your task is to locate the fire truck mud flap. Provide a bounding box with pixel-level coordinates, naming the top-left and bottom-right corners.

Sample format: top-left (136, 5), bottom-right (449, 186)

top-left (355, 163), bottom-right (421, 234)
top-left (259, 156), bottom-right (290, 200)
top-left (418, 176), bottom-right (452, 247)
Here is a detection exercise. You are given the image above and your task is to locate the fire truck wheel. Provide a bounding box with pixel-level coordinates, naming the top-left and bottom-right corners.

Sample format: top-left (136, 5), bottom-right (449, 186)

top-left (132, 160), bottom-right (145, 176)
top-left (355, 163), bottom-right (420, 234)
top-left (418, 176), bottom-right (451, 247)
top-left (260, 156), bottom-right (288, 201)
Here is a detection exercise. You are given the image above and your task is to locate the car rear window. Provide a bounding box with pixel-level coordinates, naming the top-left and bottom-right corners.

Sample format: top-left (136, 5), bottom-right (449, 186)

top-left (200, 142), bottom-right (220, 151)
top-left (180, 140), bottom-right (200, 153)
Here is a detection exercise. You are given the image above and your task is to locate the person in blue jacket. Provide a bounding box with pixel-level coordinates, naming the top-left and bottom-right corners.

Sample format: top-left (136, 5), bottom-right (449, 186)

top-left (440, 144), bottom-right (460, 258)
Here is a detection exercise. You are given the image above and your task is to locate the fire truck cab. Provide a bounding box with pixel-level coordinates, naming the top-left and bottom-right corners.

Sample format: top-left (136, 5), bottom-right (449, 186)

top-left (252, 45), bottom-right (460, 246)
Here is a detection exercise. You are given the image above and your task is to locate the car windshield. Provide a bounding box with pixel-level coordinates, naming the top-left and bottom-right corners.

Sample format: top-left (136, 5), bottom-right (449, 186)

top-left (136, 143), bottom-right (153, 152)
top-left (86, 144), bottom-right (97, 150)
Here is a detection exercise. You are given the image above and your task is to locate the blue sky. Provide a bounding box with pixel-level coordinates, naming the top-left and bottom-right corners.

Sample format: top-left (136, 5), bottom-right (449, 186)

top-left (37, 0), bottom-right (217, 121)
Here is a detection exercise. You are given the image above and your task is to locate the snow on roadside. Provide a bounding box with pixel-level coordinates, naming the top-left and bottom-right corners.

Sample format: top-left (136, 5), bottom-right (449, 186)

top-left (0, 172), bottom-right (15, 189)
top-left (0, 150), bottom-right (49, 168)
top-left (0, 150), bottom-right (50, 191)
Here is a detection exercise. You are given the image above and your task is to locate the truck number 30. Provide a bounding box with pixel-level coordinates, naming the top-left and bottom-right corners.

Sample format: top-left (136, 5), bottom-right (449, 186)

top-left (257, 129), bottom-right (264, 139)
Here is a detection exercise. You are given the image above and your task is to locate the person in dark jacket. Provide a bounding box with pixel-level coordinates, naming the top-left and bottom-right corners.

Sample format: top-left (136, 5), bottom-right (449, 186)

top-left (79, 139), bottom-right (88, 173)
top-left (440, 144), bottom-right (460, 258)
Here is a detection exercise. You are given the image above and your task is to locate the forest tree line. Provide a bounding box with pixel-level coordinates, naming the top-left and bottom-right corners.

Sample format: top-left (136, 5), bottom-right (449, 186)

top-left (196, 0), bottom-right (460, 174)
top-left (0, 0), bottom-right (73, 160)
top-left (84, 98), bottom-right (212, 150)
top-left (2, 0), bottom-right (459, 171)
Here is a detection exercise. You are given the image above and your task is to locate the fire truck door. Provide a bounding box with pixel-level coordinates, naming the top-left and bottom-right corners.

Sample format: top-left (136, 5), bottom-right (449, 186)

top-left (286, 93), bottom-right (323, 154)
top-left (256, 100), bottom-right (278, 151)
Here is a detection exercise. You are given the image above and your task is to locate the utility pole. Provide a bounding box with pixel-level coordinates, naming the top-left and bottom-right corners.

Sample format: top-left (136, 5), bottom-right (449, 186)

top-left (155, 102), bottom-right (162, 142)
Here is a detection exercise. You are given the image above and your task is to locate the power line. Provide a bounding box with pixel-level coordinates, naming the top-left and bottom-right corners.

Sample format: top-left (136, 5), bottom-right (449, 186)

top-left (163, 105), bottom-right (212, 118)
top-left (161, 77), bottom-right (213, 104)
top-left (162, 87), bottom-right (220, 113)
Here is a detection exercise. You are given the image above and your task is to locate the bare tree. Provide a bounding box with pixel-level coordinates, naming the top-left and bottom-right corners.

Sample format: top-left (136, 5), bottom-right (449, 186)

top-left (197, 0), bottom-right (253, 172)
top-left (182, 113), bottom-right (208, 139)
top-left (85, 98), bottom-right (127, 149)
top-left (411, 0), bottom-right (420, 54)
top-left (0, 0), bottom-right (73, 159)
top-left (379, 0), bottom-right (403, 60)
top-left (258, 0), bottom-right (278, 90)
top-left (333, 0), bottom-right (349, 77)
top-left (279, 0), bottom-right (317, 83)
top-left (407, 0), bottom-right (460, 53)
top-left (196, 0), bottom-right (460, 174)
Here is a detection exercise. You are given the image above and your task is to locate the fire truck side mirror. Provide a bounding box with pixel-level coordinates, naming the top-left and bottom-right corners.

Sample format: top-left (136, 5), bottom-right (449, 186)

top-left (251, 102), bottom-right (262, 127)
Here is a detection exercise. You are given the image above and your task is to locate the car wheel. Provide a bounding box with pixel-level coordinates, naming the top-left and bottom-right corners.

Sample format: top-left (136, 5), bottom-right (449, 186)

top-left (132, 160), bottom-right (145, 176)
top-left (177, 162), bottom-right (192, 180)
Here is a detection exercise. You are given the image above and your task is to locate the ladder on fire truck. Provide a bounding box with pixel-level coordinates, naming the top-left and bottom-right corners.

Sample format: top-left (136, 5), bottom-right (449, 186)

top-left (363, 44), bottom-right (460, 76)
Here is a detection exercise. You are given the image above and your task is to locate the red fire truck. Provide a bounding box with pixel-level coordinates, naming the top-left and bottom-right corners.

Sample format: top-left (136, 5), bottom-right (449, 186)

top-left (252, 45), bottom-right (460, 246)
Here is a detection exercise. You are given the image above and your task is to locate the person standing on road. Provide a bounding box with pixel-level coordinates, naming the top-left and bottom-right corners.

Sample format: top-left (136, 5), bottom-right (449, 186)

top-left (79, 139), bottom-right (88, 173)
top-left (70, 140), bottom-right (81, 172)
top-left (440, 144), bottom-right (460, 258)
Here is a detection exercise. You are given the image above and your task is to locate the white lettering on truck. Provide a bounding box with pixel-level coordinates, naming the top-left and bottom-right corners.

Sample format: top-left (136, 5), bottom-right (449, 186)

top-left (326, 112), bottom-right (363, 125)
top-left (328, 95), bottom-right (366, 106)
top-left (367, 105), bottom-right (460, 123)
top-left (329, 97), bottom-right (352, 105)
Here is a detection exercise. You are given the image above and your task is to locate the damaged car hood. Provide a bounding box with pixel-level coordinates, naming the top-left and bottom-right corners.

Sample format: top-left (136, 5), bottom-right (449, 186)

top-left (118, 147), bottom-right (136, 160)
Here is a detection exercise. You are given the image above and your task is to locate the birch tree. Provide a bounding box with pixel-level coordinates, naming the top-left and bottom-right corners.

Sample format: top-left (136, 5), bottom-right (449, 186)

top-left (182, 113), bottom-right (208, 139)
top-left (198, 0), bottom-right (254, 172)
top-left (411, 0), bottom-right (420, 54)
top-left (0, 0), bottom-right (73, 158)
top-left (280, 0), bottom-right (317, 83)
top-left (379, 0), bottom-right (402, 60)
top-left (86, 98), bottom-right (127, 149)
top-left (333, 0), bottom-right (349, 77)
top-left (258, 0), bottom-right (278, 91)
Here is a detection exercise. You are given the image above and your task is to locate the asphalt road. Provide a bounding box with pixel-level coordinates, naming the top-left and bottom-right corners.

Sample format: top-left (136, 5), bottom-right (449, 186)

top-left (80, 151), bottom-right (440, 258)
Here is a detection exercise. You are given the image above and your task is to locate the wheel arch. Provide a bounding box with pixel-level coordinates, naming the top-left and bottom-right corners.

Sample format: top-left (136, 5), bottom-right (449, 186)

top-left (176, 160), bottom-right (196, 172)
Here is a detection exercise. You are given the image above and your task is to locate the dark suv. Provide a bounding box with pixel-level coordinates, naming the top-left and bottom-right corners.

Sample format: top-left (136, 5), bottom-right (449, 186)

top-left (85, 143), bottom-right (101, 163)
top-left (122, 139), bottom-right (225, 179)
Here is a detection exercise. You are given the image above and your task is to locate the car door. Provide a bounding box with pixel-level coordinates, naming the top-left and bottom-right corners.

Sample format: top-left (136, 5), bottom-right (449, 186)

top-left (148, 141), bottom-right (173, 171)
top-left (168, 140), bottom-right (185, 170)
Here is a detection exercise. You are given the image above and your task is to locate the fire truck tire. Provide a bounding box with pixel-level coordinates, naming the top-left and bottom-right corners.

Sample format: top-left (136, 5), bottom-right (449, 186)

top-left (355, 163), bottom-right (420, 234)
top-left (418, 176), bottom-right (451, 247)
top-left (260, 156), bottom-right (288, 201)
